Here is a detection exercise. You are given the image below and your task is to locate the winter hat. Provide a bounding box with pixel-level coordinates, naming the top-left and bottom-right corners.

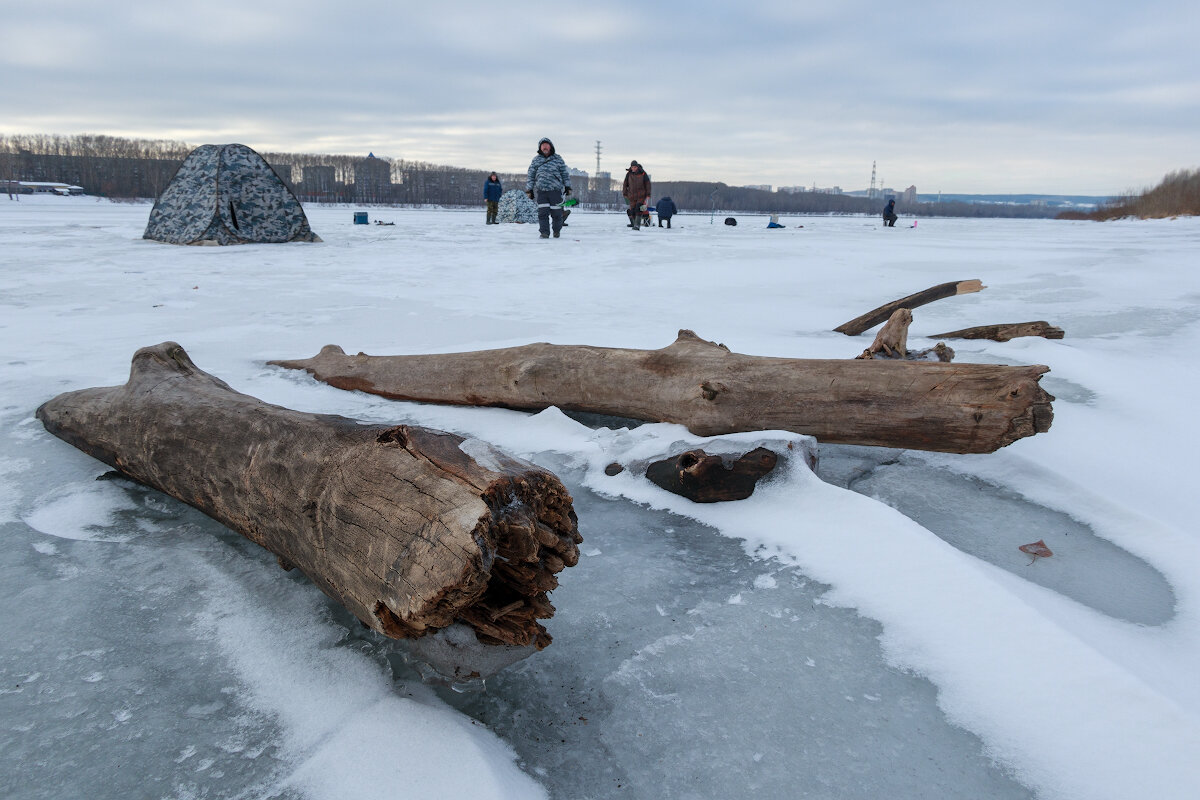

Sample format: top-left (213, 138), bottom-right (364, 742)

top-left (630, 160), bottom-right (639, 167)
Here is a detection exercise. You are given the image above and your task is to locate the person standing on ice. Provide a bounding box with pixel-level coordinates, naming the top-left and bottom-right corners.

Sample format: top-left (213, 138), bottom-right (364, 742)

top-left (525, 138), bottom-right (572, 239)
top-left (623, 160), bottom-right (652, 230)
top-left (483, 172), bottom-right (503, 224)
top-left (883, 198), bottom-right (898, 227)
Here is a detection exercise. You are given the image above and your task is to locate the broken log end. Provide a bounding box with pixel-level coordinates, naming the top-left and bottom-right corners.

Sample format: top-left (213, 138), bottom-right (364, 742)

top-left (672, 329), bottom-right (731, 353)
top-left (266, 343), bottom-right (347, 372)
top-left (995, 367), bottom-right (1055, 447)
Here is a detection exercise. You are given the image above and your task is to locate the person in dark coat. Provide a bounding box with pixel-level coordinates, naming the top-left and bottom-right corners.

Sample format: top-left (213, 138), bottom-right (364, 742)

top-left (883, 198), bottom-right (898, 227)
top-left (622, 161), bottom-right (652, 230)
top-left (483, 172), bottom-right (503, 224)
top-left (656, 196), bottom-right (677, 228)
top-left (525, 137), bottom-right (572, 238)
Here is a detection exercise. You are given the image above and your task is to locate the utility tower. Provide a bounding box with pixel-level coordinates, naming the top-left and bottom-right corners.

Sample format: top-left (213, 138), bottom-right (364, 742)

top-left (869, 161), bottom-right (877, 199)
top-left (595, 141), bottom-right (602, 178)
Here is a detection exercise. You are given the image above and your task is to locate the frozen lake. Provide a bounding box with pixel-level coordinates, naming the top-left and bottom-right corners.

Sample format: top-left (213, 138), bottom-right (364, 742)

top-left (2, 199), bottom-right (1199, 799)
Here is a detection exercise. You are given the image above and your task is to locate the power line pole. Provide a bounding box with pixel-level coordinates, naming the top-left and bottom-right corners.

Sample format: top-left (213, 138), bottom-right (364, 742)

top-left (595, 140), bottom-right (602, 178)
top-left (869, 160), bottom-right (877, 199)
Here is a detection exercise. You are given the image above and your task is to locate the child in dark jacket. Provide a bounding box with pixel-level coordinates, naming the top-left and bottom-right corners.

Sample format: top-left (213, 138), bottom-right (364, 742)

top-left (656, 196), bottom-right (678, 228)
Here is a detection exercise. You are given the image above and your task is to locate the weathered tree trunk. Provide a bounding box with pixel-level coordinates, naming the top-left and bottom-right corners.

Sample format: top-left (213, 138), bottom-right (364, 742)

top-left (269, 330), bottom-right (1053, 454)
top-left (929, 321), bottom-right (1065, 342)
top-left (37, 342), bottom-right (580, 651)
top-left (834, 279), bottom-right (986, 336)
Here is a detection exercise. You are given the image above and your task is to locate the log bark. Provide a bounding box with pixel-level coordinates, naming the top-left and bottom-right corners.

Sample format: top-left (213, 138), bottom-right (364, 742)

top-left (834, 279), bottom-right (986, 336)
top-left (644, 447), bottom-right (778, 502)
top-left (929, 321), bottom-right (1065, 342)
top-left (269, 330), bottom-right (1054, 454)
top-left (37, 342), bottom-right (580, 651)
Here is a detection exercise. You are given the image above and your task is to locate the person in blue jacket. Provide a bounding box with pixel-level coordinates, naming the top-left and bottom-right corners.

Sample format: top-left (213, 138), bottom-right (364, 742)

top-left (656, 196), bottom-right (678, 228)
top-left (483, 172), bottom-right (503, 224)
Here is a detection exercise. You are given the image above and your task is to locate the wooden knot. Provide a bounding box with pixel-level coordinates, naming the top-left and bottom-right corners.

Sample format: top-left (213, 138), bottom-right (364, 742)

top-left (376, 426), bottom-right (409, 447)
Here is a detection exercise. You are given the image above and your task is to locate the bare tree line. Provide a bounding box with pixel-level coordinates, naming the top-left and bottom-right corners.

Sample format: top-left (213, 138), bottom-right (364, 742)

top-left (1, 133), bottom-right (193, 199)
top-left (656, 181), bottom-right (1057, 219)
top-left (4, 132), bottom-right (1062, 217)
top-left (1058, 168), bottom-right (1200, 220)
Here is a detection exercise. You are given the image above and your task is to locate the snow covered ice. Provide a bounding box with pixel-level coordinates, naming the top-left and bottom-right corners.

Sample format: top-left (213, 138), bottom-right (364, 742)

top-left (2, 197), bottom-right (1200, 799)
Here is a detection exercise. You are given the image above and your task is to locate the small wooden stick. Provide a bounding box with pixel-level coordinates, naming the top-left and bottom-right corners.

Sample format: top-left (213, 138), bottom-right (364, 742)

top-left (930, 322), bottom-right (1065, 342)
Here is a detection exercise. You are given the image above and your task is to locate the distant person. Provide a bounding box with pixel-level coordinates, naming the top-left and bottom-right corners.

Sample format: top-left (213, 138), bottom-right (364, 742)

top-left (623, 160), bottom-right (651, 230)
top-left (767, 214), bottom-right (785, 228)
top-left (656, 196), bottom-right (677, 228)
top-left (525, 138), bottom-right (572, 239)
top-left (483, 172), bottom-right (503, 224)
top-left (883, 198), bottom-right (898, 227)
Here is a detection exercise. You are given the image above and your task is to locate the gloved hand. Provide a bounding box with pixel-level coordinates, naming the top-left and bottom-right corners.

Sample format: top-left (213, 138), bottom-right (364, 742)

top-left (564, 187), bottom-right (572, 197)
top-left (525, 190), bottom-right (534, 200)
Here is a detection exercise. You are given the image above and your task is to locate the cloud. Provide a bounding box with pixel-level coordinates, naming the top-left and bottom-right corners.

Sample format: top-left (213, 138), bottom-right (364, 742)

top-left (2, 0), bottom-right (1198, 193)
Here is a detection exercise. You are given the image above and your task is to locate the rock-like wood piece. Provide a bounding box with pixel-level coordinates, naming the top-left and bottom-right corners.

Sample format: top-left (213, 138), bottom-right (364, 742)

top-left (269, 330), bottom-right (1053, 454)
top-left (856, 308), bottom-right (913, 359)
top-left (645, 447), bottom-right (778, 502)
top-left (929, 321), bottom-right (1065, 342)
top-left (834, 279), bottom-right (986, 336)
top-left (37, 342), bottom-right (580, 650)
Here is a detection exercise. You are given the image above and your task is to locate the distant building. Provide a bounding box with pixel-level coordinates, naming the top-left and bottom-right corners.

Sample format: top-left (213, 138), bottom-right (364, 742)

top-left (296, 165), bottom-right (340, 202)
top-left (901, 185), bottom-right (918, 203)
top-left (354, 153), bottom-right (392, 203)
top-left (269, 163), bottom-right (293, 184)
top-left (740, 184), bottom-right (772, 192)
top-left (567, 167), bottom-right (593, 192)
top-left (300, 165), bottom-right (336, 193)
top-left (779, 185), bottom-right (842, 195)
top-left (2, 180), bottom-right (85, 196)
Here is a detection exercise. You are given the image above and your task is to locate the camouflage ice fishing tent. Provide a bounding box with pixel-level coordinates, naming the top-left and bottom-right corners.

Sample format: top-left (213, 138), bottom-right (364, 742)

top-left (496, 189), bottom-right (538, 224)
top-left (144, 144), bottom-right (320, 245)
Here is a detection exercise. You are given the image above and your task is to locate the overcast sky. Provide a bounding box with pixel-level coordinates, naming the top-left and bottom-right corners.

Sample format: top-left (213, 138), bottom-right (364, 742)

top-left (3, 0), bottom-right (1197, 195)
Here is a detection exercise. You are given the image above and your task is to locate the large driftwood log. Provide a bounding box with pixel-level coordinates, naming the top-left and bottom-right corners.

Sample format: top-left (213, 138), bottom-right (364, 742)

top-left (269, 330), bottom-right (1053, 454)
top-left (929, 321), bottom-right (1065, 342)
top-left (834, 279), bottom-right (986, 335)
top-left (37, 343), bottom-right (580, 651)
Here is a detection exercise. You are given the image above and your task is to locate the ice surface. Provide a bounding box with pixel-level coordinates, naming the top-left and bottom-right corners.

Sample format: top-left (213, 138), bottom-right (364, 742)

top-left (436, 462), bottom-right (1036, 799)
top-left (3, 200), bottom-right (1200, 800)
top-left (817, 444), bottom-right (1176, 625)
